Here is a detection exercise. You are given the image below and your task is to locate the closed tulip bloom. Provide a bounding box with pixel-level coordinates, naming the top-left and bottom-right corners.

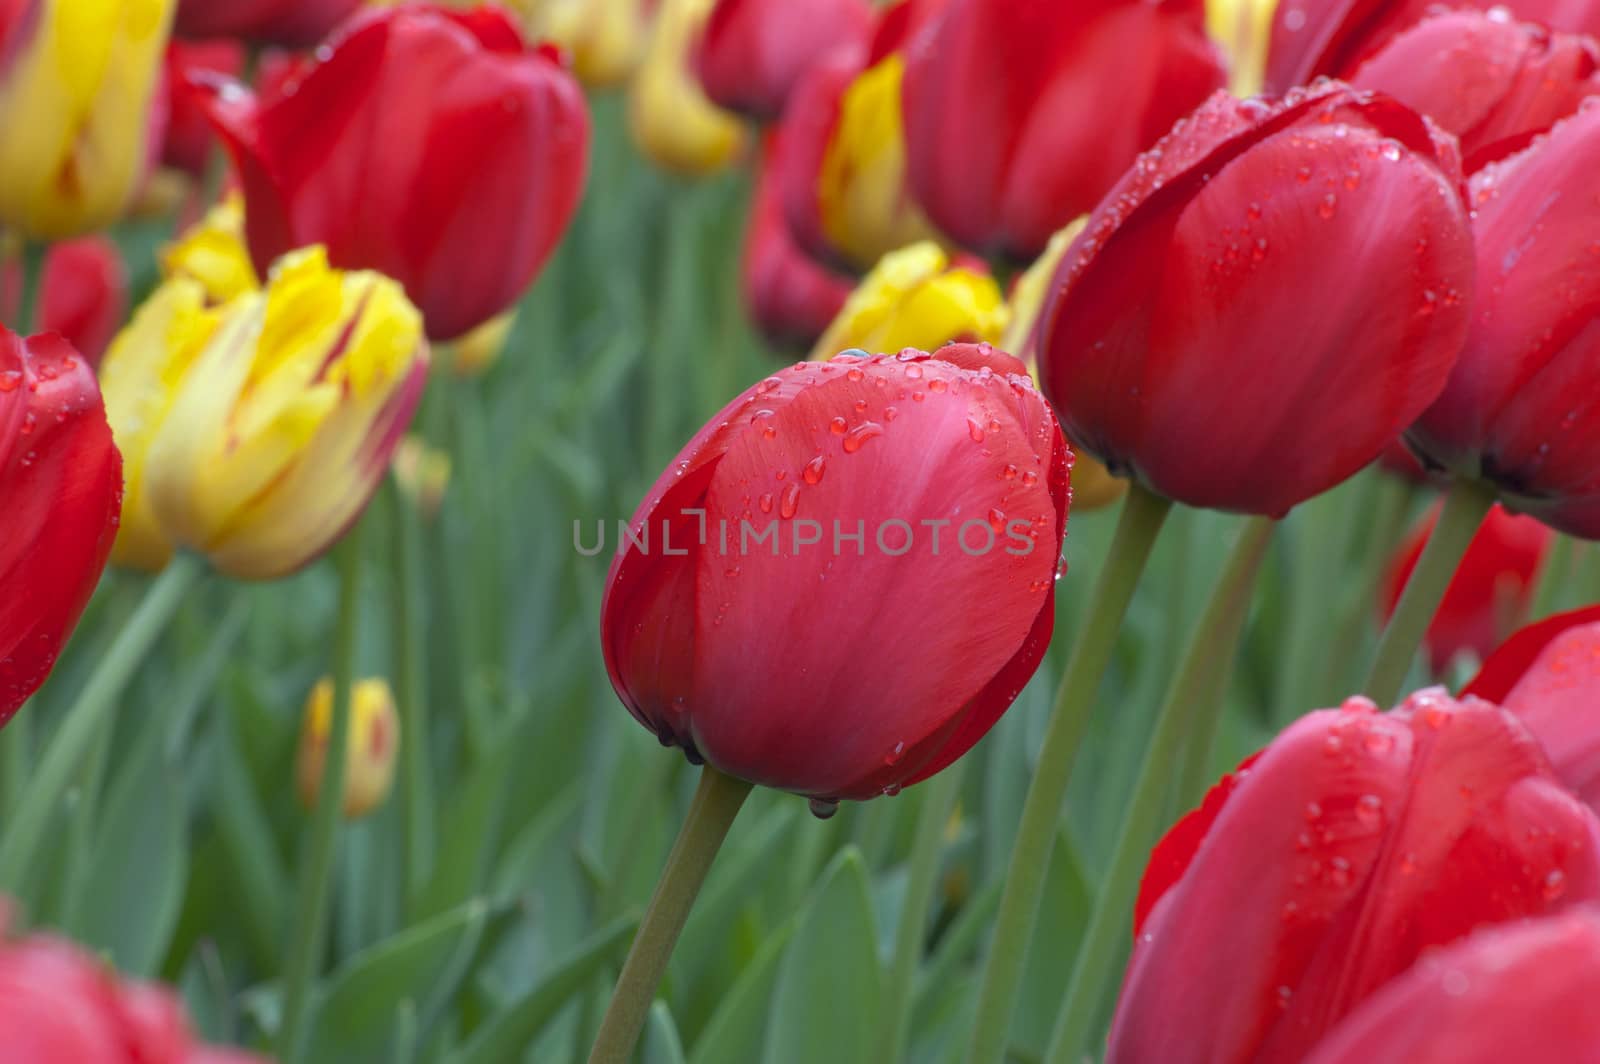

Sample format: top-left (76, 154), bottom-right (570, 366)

top-left (901, 0), bottom-right (1226, 262)
top-left (528, 0), bottom-right (651, 88)
top-left (160, 40), bottom-right (245, 178)
top-left (0, 329), bottom-right (122, 725)
top-left (1465, 606), bottom-right (1600, 813)
top-left (1408, 105), bottom-right (1600, 539)
top-left (1266, 0), bottom-right (1600, 93)
top-left (297, 677), bottom-right (401, 818)
top-left (695, 0), bottom-right (873, 120)
top-left (1113, 690), bottom-right (1600, 1064)
top-left (100, 247), bottom-right (428, 580)
top-left (1350, 11), bottom-right (1600, 172)
top-left (1303, 910), bottom-right (1600, 1064)
top-left (628, 0), bottom-right (746, 177)
top-left (1380, 502), bottom-right (1552, 674)
top-left (743, 131), bottom-right (854, 351)
top-left (392, 435), bottom-right (452, 521)
top-left (779, 0), bottom-right (946, 272)
top-left (161, 195), bottom-right (259, 306)
top-left (197, 4), bottom-right (590, 341)
top-left (174, 0), bottom-right (362, 48)
top-left (0, 0), bottom-right (177, 239)
top-left (1002, 221), bottom-right (1126, 511)
top-left (0, 914), bottom-right (263, 1062)
top-left (602, 343), bottom-right (1070, 804)
top-left (1037, 84), bottom-right (1475, 516)
top-left (811, 242), bottom-right (1007, 361)
top-left (39, 238), bottom-right (129, 368)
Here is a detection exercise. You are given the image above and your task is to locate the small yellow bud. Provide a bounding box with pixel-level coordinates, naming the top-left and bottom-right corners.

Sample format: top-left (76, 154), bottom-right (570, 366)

top-left (392, 436), bottom-right (452, 521)
top-left (296, 678), bottom-right (400, 819)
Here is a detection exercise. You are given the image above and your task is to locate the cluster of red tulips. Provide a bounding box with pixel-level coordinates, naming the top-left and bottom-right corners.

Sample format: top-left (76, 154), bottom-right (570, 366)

top-left (7, 0), bottom-right (1600, 1060)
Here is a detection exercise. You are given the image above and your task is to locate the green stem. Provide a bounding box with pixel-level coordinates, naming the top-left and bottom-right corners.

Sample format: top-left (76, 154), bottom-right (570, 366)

top-left (1364, 478), bottom-right (1496, 706)
top-left (392, 486), bottom-right (436, 911)
top-left (965, 483), bottom-right (1173, 1064)
top-left (0, 554), bottom-right (205, 891)
top-left (587, 765), bottom-right (753, 1064)
top-left (1045, 515), bottom-right (1275, 1064)
top-left (278, 530), bottom-right (365, 1064)
top-left (876, 763), bottom-right (965, 1064)
top-left (1327, 475), bottom-right (1415, 699)
top-left (1529, 533), bottom-right (1576, 622)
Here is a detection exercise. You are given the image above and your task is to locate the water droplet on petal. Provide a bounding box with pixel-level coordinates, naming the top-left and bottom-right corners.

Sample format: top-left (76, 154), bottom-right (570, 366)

top-left (803, 456), bottom-right (826, 484)
top-left (808, 797), bottom-right (839, 819)
top-left (779, 483), bottom-right (800, 519)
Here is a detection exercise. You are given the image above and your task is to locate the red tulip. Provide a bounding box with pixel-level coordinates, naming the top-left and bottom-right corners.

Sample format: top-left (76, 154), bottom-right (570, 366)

top-left (1035, 83), bottom-right (1475, 516)
top-left (195, 4), bottom-right (591, 341)
top-left (696, 0), bottom-right (874, 120)
top-left (1266, 0), bottom-right (1600, 94)
top-left (1408, 104), bottom-right (1600, 539)
top-left (1464, 605), bottom-right (1600, 813)
top-left (174, 0), bottom-right (364, 48)
top-left (161, 40), bottom-right (246, 178)
top-left (1379, 502), bottom-right (1552, 673)
top-left (0, 238), bottom-right (129, 367)
top-left (743, 131), bottom-right (855, 350)
top-left (0, 911), bottom-right (263, 1062)
top-left (899, 0), bottom-right (1226, 262)
top-left (1114, 690), bottom-right (1600, 1064)
top-left (0, 328), bottom-right (122, 725)
top-left (1349, 11), bottom-right (1600, 173)
top-left (600, 343), bottom-right (1070, 805)
top-left (1376, 438), bottom-right (1434, 484)
top-left (1303, 909), bottom-right (1600, 1064)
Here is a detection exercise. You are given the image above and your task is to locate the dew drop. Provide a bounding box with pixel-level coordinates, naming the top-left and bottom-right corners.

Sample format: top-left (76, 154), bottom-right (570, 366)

top-left (1021, 470), bottom-right (1039, 487)
top-left (808, 797), bottom-right (839, 819)
top-left (905, 364), bottom-right (924, 380)
top-left (1355, 794), bottom-right (1384, 828)
top-left (803, 456), bottom-right (827, 484)
top-left (842, 422), bottom-right (883, 453)
top-left (1000, 463), bottom-right (1019, 480)
top-left (1544, 868), bottom-right (1567, 901)
top-left (757, 376), bottom-right (782, 394)
top-left (829, 416), bottom-right (848, 435)
top-left (758, 492), bottom-right (774, 514)
top-left (968, 417), bottom-right (986, 443)
top-left (779, 483), bottom-right (800, 518)
top-left (929, 378), bottom-right (948, 393)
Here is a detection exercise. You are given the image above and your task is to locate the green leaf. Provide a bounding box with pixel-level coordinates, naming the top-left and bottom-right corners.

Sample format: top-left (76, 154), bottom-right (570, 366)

top-left (448, 915), bottom-right (637, 1064)
top-left (761, 847), bottom-right (882, 1064)
top-left (1010, 828), bottom-right (1093, 1058)
top-left (303, 898), bottom-right (488, 1064)
top-left (68, 740), bottom-right (188, 976)
top-left (688, 913), bottom-right (800, 1064)
top-left (643, 1001), bottom-right (688, 1064)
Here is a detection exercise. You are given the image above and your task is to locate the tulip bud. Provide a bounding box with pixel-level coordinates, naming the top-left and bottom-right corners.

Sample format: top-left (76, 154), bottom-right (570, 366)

top-left (628, 0), bottom-right (747, 177)
top-left (1038, 83), bottom-right (1475, 517)
top-left (1002, 222), bottom-right (1127, 513)
top-left (0, 329), bottom-right (122, 726)
top-left (811, 242), bottom-right (1007, 362)
top-left (160, 40), bottom-right (246, 179)
top-left (1380, 503), bottom-right (1551, 674)
top-left (1350, 11), bottom-right (1600, 172)
top-left (392, 436), bottom-right (451, 521)
top-left (695, 0), bottom-right (873, 120)
top-left (196, 4), bottom-right (590, 342)
top-left (0, 238), bottom-right (129, 368)
top-left (1207, 0), bottom-right (1274, 96)
top-left (160, 195), bottom-right (260, 306)
top-left (174, 0), bottom-right (364, 48)
top-left (900, 0), bottom-right (1227, 262)
top-left (450, 311), bottom-right (516, 378)
top-left (100, 246), bottom-right (429, 579)
top-left (602, 344), bottom-right (1071, 805)
top-left (1303, 910), bottom-right (1600, 1064)
top-left (0, 0), bottom-right (177, 239)
top-left (741, 130), bottom-right (854, 351)
top-left (1408, 104), bottom-right (1600, 539)
top-left (1266, 0), bottom-right (1600, 94)
top-left (1114, 690), bottom-right (1600, 1064)
top-left (296, 677), bottom-right (400, 819)
top-left (779, 0), bottom-right (945, 272)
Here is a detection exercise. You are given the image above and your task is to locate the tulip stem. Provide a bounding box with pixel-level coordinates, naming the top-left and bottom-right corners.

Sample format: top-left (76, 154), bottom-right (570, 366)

top-left (0, 553), bottom-right (205, 893)
top-left (1364, 477), bottom-right (1496, 707)
top-left (876, 763), bottom-right (966, 1064)
top-left (587, 765), bottom-right (753, 1064)
top-left (278, 528), bottom-right (365, 1064)
top-left (392, 485), bottom-right (435, 911)
top-left (1529, 533), bottom-right (1577, 621)
top-left (965, 482), bottom-right (1173, 1064)
top-left (1044, 515), bottom-right (1275, 1064)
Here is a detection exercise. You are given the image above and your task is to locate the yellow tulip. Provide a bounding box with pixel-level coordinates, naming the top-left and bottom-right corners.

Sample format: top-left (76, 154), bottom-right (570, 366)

top-left (100, 246), bottom-right (429, 580)
top-left (296, 677), bottom-right (400, 819)
top-left (531, 0), bottom-right (650, 88)
top-left (450, 310), bottom-right (516, 377)
top-left (813, 242), bottom-right (1008, 361)
top-left (0, 0), bottom-right (176, 238)
top-left (392, 436), bottom-right (452, 521)
top-left (816, 54), bottom-right (941, 271)
top-left (627, 0), bottom-right (746, 177)
top-left (1208, 0), bottom-right (1276, 97)
top-left (1003, 219), bottom-right (1128, 512)
top-left (160, 195), bottom-right (259, 305)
